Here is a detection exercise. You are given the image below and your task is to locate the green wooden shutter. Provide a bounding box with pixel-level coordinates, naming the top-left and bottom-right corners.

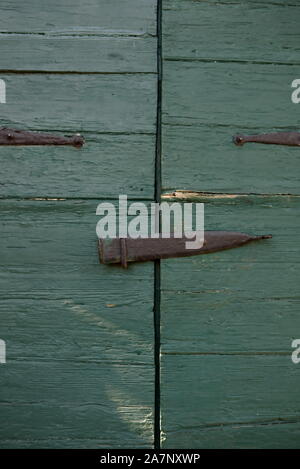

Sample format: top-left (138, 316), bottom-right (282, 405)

top-left (160, 0), bottom-right (300, 449)
top-left (0, 0), bottom-right (157, 448)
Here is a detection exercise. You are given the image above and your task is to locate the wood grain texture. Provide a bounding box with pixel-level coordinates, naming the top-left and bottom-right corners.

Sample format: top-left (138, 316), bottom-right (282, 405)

top-left (162, 61), bottom-right (300, 194)
top-left (162, 0), bottom-right (300, 195)
top-left (0, 36), bottom-right (157, 73)
top-left (0, 73), bottom-right (156, 199)
top-left (163, 0), bottom-right (300, 63)
top-left (0, 73), bottom-right (156, 133)
top-left (162, 125), bottom-right (300, 194)
top-left (0, 133), bottom-right (155, 199)
top-left (0, 199), bottom-right (154, 448)
top-left (161, 422), bottom-right (300, 451)
top-left (161, 356), bottom-right (300, 449)
top-left (0, 0), bottom-right (157, 449)
top-left (163, 61), bottom-right (299, 128)
top-left (0, 0), bottom-right (157, 35)
top-left (160, 195), bottom-right (300, 448)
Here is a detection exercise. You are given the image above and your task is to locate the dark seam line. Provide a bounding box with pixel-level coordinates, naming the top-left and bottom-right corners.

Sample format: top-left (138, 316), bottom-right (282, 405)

top-left (161, 352), bottom-right (291, 356)
top-left (154, 0), bottom-right (162, 451)
top-left (161, 190), bottom-right (300, 198)
top-left (164, 1), bottom-right (300, 7)
top-left (167, 417), bottom-right (300, 434)
top-left (0, 32), bottom-right (157, 38)
top-left (164, 57), bottom-right (300, 67)
top-left (0, 130), bottom-right (156, 136)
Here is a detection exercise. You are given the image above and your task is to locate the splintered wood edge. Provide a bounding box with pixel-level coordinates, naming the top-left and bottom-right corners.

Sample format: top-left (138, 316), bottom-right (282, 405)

top-left (162, 191), bottom-right (300, 200)
top-left (162, 191), bottom-right (244, 200)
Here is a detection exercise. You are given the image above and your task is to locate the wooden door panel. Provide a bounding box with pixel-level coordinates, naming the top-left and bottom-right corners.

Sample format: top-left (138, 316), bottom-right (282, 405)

top-left (0, 0), bottom-right (157, 449)
top-left (161, 2), bottom-right (300, 448)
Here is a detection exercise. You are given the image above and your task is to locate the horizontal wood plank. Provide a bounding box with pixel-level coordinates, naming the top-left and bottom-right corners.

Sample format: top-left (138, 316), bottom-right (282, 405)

top-left (163, 61), bottom-right (299, 129)
top-left (0, 439), bottom-right (151, 449)
top-left (161, 421), bottom-right (300, 450)
top-left (162, 125), bottom-right (300, 195)
top-left (0, 73), bottom-right (156, 133)
top-left (0, 199), bottom-right (154, 448)
top-left (0, 0), bottom-right (157, 35)
top-left (163, 0), bottom-right (300, 63)
top-left (0, 36), bottom-right (157, 73)
top-left (0, 133), bottom-right (155, 199)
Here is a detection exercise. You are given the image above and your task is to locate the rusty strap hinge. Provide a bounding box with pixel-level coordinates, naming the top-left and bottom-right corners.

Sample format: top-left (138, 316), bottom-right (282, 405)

top-left (233, 131), bottom-right (300, 147)
top-left (0, 127), bottom-right (84, 147)
top-left (98, 231), bottom-right (272, 268)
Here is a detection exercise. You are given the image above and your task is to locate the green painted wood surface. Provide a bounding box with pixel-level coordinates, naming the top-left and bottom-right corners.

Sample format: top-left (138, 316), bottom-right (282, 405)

top-left (164, 0), bottom-right (300, 63)
top-left (0, 73), bottom-right (156, 198)
top-left (0, 0), bottom-right (157, 35)
top-left (0, 199), bottom-right (154, 448)
top-left (162, 125), bottom-right (300, 194)
top-left (0, 36), bottom-right (157, 73)
top-left (0, 134), bottom-right (155, 199)
top-left (160, 195), bottom-right (300, 448)
top-left (0, 74), bottom-right (156, 133)
top-left (162, 0), bottom-right (300, 194)
top-left (2, 0), bottom-right (300, 451)
top-left (0, 0), bottom-right (157, 449)
top-left (0, 1), bottom-right (157, 200)
top-left (161, 356), bottom-right (300, 449)
top-left (161, 0), bottom-right (300, 449)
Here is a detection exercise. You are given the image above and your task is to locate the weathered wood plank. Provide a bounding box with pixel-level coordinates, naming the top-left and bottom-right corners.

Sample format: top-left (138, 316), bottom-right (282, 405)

top-left (0, 364), bottom-right (153, 446)
top-left (0, 439), bottom-right (151, 449)
top-left (0, 199), bottom-right (154, 448)
top-left (163, 61), bottom-right (299, 129)
top-left (170, 0), bottom-right (300, 6)
top-left (0, 36), bottom-right (157, 73)
top-left (0, 74), bottom-right (156, 133)
top-left (161, 356), bottom-right (300, 449)
top-left (162, 125), bottom-right (300, 194)
top-left (160, 195), bottom-right (300, 448)
top-left (0, 0), bottom-right (157, 35)
top-left (0, 134), bottom-right (155, 199)
top-left (162, 61), bottom-right (300, 194)
top-left (161, 422), bottom-right (300, 450)
top-left (163, 0), bottom-right (300, 63)
top-left (164, 422), bottom-right (300, 449)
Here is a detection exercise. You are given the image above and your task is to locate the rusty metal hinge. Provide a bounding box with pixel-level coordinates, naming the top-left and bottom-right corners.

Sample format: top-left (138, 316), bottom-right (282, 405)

top-left (0, 127), bottom-right (84, 147)
top-left (98, 231), bottom-right (272, 268)
top-left (233, 131), bottom-right (300, 147)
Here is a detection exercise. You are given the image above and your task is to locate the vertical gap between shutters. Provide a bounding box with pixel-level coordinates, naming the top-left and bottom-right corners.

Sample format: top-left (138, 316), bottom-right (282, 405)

top-left (154, 0), bottom-right (162, 450)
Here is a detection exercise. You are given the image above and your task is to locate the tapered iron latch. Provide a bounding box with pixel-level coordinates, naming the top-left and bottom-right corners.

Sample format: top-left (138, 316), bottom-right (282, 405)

top-left (0, 127), bottom-right (84, 147)
top-left (98, 231), bottom-right (272, 268)
top-left (233, 131), bottom-right (300, 147)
